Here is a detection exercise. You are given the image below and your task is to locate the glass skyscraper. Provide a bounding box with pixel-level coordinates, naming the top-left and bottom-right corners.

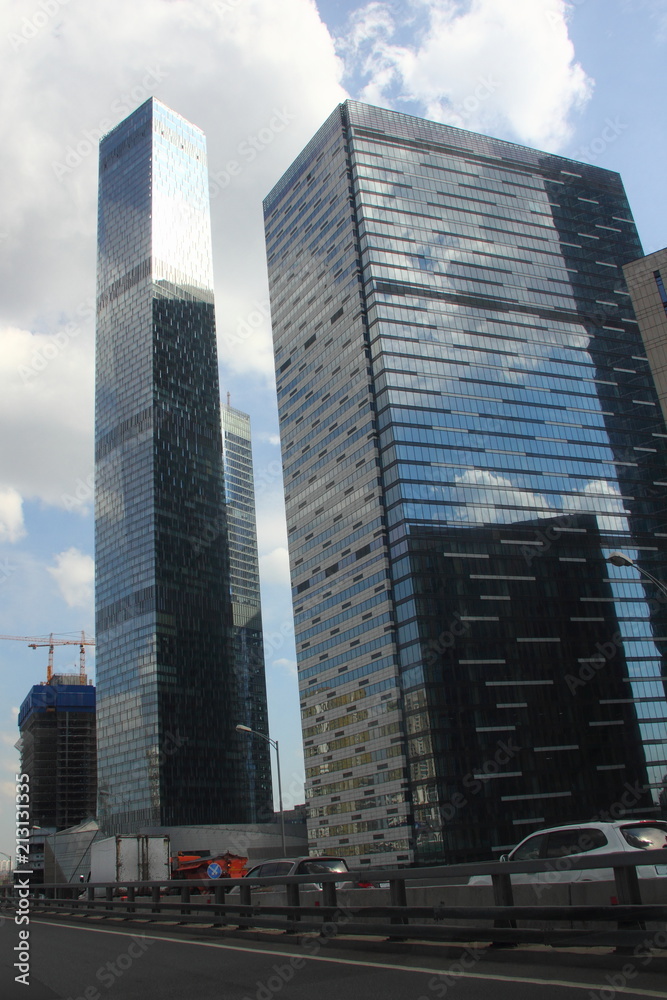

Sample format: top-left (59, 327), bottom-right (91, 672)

top-left (95, 99), bottom-right (270, 832)
top-left (221, 402), bottom-right (273, 818)
top-left (624, 247), bottom-right (667, 427)
top-left (263, 101), bottom-right (667, 865)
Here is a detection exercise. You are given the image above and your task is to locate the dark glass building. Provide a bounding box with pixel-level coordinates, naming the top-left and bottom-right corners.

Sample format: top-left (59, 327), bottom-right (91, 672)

top-left (95, 99), bottom-right (270, 832)
top-left (221, 402), bottom-right (273, 818)
top-left (624, 247), bottom-right (667, 427)
top-left (263, 101), bottom-right (667, 865)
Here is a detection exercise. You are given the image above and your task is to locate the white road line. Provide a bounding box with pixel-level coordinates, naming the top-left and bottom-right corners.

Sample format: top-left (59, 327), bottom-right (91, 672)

top-left (31, 920), bottom-right (667, 997)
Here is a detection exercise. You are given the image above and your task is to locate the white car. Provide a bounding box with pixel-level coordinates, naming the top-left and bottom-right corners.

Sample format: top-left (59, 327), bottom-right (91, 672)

top-left (468, 820), bottom-right (667, 884)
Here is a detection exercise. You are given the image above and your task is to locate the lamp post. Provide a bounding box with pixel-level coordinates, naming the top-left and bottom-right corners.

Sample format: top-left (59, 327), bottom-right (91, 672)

top-left (606, 551), bottom-right (667, 600)
top-left (235, 724), bottom-right (286, 856)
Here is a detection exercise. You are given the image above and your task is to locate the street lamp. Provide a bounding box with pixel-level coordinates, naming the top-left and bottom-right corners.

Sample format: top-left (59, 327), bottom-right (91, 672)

top-left (235, 724), bottom-right (286, 856)
top-left (606, 551), bottom-right (667, 600)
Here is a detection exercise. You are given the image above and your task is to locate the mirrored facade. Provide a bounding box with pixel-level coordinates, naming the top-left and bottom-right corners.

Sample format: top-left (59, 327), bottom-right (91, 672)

top-left (221, 403), bottom-right (273, 818)
top-left (624, 247), bottom-right (667, 427)
top-left (264, 101), bottom-right (667, 865)
top-left (96, 99), bottom-right (270, 832)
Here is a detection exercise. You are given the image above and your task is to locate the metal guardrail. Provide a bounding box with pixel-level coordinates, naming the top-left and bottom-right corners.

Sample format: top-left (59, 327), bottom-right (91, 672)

top-left (4, 849), bottom-right (667, 949)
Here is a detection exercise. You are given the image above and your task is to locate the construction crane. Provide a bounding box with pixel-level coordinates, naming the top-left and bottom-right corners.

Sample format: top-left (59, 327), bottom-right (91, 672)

top-left (0, 632), bottom-right (95, 683)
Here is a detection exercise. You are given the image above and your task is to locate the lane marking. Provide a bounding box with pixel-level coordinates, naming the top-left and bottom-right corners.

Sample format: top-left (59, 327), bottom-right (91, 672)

top-left (31, 920), bottom-right (667, 997)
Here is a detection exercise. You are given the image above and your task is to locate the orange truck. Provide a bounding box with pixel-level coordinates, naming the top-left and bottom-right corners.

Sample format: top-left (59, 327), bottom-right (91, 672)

top-left (170, 851), bottom-right (248, 883)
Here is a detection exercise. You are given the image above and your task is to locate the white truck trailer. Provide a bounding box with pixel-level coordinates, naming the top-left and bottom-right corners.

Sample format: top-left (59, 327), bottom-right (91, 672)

top-left (90, 835), bottom-right (170, 884)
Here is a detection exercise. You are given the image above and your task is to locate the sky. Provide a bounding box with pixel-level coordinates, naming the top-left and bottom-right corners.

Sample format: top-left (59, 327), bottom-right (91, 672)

top-left (0, 0), bottom-right (665, 861)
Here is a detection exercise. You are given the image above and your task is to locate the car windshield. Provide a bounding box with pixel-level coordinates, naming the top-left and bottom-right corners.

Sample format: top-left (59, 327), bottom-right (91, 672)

top-left (620, 824), bottom-right (667, 850)
top-left (296, 859), bottom-right (348, 874)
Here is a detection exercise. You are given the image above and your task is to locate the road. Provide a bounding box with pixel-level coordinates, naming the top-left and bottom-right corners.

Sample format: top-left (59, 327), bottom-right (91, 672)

top-left (1, 917), bottom-right (666, 999)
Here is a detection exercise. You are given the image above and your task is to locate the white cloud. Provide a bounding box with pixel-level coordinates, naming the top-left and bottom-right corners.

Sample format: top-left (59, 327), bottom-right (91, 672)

top-left (454, 468), bottom-right (555, 523)
top-left (259, 546), bottom-right (291, 586)
top-left (341, 0), bottom-right (593, 149)
top-left (47, 547), bottom-right (95, 608)
top-left (0, 486), bottom-right (26, 543)
top-left (272, 657), bottom-right (298, 678)
top-left (452, 469), bottom-right (632, 531)
top-left (0, 0), bottom-right (346, 509)
top-left (562, 479), bottom-right (630, 531)
top-left (0, 325), bottom-right (94, 509)
top-left (255, 432), bottom-right (282, 447)
top-left (0, 710), bottom-right (22, 853)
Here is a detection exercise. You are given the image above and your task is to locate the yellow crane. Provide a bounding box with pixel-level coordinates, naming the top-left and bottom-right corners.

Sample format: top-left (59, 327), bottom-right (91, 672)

top-left (0, 632), bottom-right (95, 682)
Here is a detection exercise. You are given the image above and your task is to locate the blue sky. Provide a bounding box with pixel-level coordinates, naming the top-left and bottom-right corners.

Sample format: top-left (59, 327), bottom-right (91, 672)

top-left (0, 0), bottom-right (665, 860)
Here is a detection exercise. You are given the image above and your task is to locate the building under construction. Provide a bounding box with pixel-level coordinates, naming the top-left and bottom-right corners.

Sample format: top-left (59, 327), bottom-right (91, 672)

top-left (18, 672), bottom-right (97, 832)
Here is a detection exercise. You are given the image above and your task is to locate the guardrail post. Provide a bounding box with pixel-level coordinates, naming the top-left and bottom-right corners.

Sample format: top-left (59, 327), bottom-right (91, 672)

top-left (180, 885), bottom-right (190, 919)
top-left (105, 886), bottom-right (113, 912)
top-left (613, 864), bottom-right (644, 947)
top-left (613, 865), bottom-right (642, 906)
top-left (126, 885), bottom-right (135, 915)
top-left (237, 882), bottom-right (252, 930)
top-left (210, 883), bottom-right (226, 926)
top-left (151, 886), bottom-right (160, 913)
top-left (491, 872), bottom-right (516, 946)
top-left (286, 881), bottom-right (301, 926)
top-left (87, 886), bottom-right (94, 911)
top-left (321, 880), bottom-right (337, 909)
top-left (388, 877), bottom-right (408, 939)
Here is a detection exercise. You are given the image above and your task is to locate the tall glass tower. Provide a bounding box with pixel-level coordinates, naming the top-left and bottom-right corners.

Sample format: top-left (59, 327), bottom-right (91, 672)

top-left (95, 98), bottom-right (270, 832)
top-left (263, 101), bottom-right (667, 865)
top-left (221, 402), bottom-right (273, 817)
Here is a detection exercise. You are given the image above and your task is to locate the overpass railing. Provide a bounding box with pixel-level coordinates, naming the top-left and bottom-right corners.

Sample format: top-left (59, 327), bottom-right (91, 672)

top-left (3, 849), bottom-right (667, 950)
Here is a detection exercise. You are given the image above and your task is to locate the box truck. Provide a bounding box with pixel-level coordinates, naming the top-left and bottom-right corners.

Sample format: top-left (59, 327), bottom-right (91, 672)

top-left (90, 835), bottom-right (170, 884)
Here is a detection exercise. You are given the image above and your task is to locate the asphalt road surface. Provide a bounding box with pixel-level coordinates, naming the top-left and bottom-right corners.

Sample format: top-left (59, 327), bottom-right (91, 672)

top-left (1, 918), bottom-right (666, 1000)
